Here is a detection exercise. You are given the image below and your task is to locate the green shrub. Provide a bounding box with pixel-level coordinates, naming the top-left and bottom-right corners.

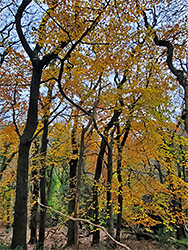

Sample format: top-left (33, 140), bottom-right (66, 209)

top-left (174, 238), bottom-right (188, 249)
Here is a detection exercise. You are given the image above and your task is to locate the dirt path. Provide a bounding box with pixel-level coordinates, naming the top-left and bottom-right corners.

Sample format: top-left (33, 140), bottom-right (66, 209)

top-left (0, 226), bottom-right (178, 250)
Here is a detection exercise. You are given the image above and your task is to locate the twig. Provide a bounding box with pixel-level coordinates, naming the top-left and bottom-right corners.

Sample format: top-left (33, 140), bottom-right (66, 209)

top-left (31, 106), bottom-right (67, 142)
top-left (38, 201), bottom-right (131, 250)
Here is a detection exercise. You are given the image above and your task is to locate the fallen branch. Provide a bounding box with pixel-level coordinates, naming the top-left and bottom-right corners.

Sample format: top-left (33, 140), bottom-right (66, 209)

top-left (38, 201), bottom-right (131, 250)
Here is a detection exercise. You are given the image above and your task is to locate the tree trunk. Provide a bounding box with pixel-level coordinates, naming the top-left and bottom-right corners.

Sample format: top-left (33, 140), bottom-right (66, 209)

top-left (6, 192), bottom-right (11, 229)
top-left (92, 139), bottom-right (106, 245)
top-left (184, 85), bottom-right (188, 133)
top-left (116, 149), bottom-right (123, 242)
top-left (67, 119), bottom-right (78, 246)
top-left (92, 110), bottom-right (123, 245)
top-left (38, 117), bottom-right (49, 249)
top-left (106, 144), bottom-right (115, 249)
top-left (11, 65), bottom-right (42, 249)
top-left (38, 168), bottom-right (46, 250)
top-left (11, 0), bottom-right (62, 247)
top-left (176, 165), bottom-right (186, 239)
top-left (11, 142), bottom-right (30, 249)
top-left (176, 223), bottom-right (186, 240)
top-left (116, 121), bottom-right (130, 241)
top-left (29, 169), bottom-right (39, 244)
top-left (74, 127), bottom-right (85, 250)
top-left (144, 12), bottom-right (188, 134)
top-left (29, 140), bottom-right (40, 244)
top-left (116, 123), bottom-right (122, 242)
top-left (30, 184), bottom-right (39, 244)
top-left (67, 159), bottom-right (77, 245)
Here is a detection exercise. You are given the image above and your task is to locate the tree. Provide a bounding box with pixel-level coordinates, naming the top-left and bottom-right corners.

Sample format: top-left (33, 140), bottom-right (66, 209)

top-left (67, 114), bottom-right (78, 246)
top-left (1, 0), bottom-right (188, 249)
top-left (143, 2), bottom-right (188, 132)
top-left (11, 1), bottom-right (69, 248)
top-left (10, 0), bottom-right (114, 248)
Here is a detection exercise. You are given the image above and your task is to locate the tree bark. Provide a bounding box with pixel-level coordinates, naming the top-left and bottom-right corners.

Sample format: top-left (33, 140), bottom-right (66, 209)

top-left (106, 143), bottom-right (115, 249)
top-left (11, 65), bottom-right (42, 249)
top-left (67, 119), bottom-right (78, 246)
top-left (116, 127), bottom-right (123, 242)
top-left (92, 139), bottom-right (106, 245)
top-left (116, 121), bottom-right (131, 241)
top-left (29, 172), bottom-right (39, 244)
top-left (74, 127), bottom-right (86, 250)
top-left (29, 140), bottom-right (40, 244)
top-left (143, 12), bottom-right (188, 134)
top-left (92, 109), bottom-right (124, 245)
top-left (11, 1), bottom-right (68, 248)
top-left (144, 13), bottom-right (188, 240)
top-left (38, 117), bottom-right (49, 249)
top-left (176, 164), bottom-right (186, 239)
top-left (11, 2), bottom-right (42, 248)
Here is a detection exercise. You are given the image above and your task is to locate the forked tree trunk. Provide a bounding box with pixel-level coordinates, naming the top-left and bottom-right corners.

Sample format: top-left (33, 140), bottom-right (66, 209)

top-left (92, 114), bottom-right (123, 245)
top-left (92, 75), bottom-right (126, 246)
top-left (11, 1), bottom-right (67, 248)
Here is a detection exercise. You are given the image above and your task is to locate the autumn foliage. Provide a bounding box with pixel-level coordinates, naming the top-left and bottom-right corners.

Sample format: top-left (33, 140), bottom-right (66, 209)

top-left (0, 0), bottom-right (188, 249)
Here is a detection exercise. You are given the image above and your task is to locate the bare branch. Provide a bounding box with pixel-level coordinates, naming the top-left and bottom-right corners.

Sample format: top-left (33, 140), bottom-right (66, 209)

top-left (11, 84), bottom-right (21, 138)
top-left (38, 201), bottom-right (131, 250)
top-left (0, 150), bottom-right (17, 180)
top-left (57, 59), bottom-right (91, 116)
top-left (143, 11), bottom-right (187, 88)
top-left (31, 105), bottom-right (67, 142)
top-left (15, 0), bottom-right (34, 61)
top-left (35, 1), bottom-right (70, 38)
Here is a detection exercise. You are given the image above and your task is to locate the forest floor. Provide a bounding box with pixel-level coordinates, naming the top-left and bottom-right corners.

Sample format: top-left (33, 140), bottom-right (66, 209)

top-left (0, 225), bottom-right (186, 250)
